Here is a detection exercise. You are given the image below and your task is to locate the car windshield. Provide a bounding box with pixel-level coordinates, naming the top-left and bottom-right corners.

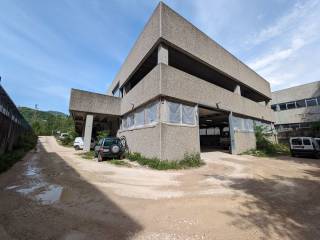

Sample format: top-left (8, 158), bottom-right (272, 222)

top-left (103, 139), bottom-right (120, 147)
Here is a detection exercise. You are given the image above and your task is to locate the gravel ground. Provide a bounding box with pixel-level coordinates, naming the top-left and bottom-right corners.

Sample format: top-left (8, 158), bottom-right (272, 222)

top-left (0, 136), bottom-right (319, 240)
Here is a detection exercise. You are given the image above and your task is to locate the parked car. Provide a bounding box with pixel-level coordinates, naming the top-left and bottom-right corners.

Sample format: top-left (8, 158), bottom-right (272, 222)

top-left (94, 137), bottom-right (125, 162)
top-left (289, 137), bottom-right (320, 158)
top-left (59, 133), bottom-right (69, 140)
top-left (73, 137), bottom-right (95, 150)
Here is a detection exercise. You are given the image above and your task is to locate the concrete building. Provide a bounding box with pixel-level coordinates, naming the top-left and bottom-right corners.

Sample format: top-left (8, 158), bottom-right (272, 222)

top-left (69, 2), bottom-right (275, 160)
top-left (271, 81), bottom-right (320, 131)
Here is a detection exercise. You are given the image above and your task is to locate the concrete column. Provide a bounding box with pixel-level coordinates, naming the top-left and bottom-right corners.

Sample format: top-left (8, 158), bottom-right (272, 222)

top-left (83, 114), bottom-right (93, 152)
top-left (228, 112), bottom-right (236, 154)
top-left (158, 44), bottom-right (168, 65)
top-left (234, 85), bottom-right (241, 95)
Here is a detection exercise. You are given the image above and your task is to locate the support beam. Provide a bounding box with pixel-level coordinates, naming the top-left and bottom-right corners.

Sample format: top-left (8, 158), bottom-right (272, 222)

top-left (228, 112), bottom-right (236, 154)
top-left (234, 85), bottom-right (241, 95)
top-left (83, 114), bottom-right (93, 152)
top-left (158, 44), bottom-right (168, 65)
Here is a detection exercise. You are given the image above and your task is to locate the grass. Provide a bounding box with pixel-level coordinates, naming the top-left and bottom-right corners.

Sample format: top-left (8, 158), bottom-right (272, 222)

top-left (126, 152), bottom-right (204, 170)
top-left (243, 143), bottom-right (290, 157)
top-left (78, 151), bottom-right (95, 160)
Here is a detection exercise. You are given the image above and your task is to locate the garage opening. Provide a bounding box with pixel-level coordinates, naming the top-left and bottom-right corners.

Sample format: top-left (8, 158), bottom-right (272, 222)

top-left (199, 107), bottom-right (231, 153)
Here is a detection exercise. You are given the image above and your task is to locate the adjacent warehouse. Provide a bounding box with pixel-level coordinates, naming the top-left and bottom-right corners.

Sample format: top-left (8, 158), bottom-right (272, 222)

top-left (0, 84), bottom-right (32, 154)
top-left (69, 2), bottom-right (275, 160)
top-left (271, 81), bottom-right (320, 137)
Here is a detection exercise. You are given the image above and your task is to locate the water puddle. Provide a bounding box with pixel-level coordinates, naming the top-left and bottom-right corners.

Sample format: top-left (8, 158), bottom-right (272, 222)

top-left (6, 156), bottom-right (63, 205)
top-left (35, 184), bottom-right (63, 205)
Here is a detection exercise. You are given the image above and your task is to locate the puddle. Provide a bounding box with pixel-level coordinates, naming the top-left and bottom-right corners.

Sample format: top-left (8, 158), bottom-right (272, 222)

top-left (25, 164), bottom-right (41, 176)
top-left (6, 155), bottom-right (63, 205)
top-left (35, 184), bottom-right (63, 205)
top-left (5, 185), bottom-right (20, 190)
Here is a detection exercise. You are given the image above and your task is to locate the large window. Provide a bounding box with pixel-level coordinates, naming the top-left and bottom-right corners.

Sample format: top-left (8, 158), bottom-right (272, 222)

top-left (166, 100), bottom-right (197, 126)
top-left (121, 101), bottom-right (159, 130)
top-left (296, 100), bottom-right (306, 108)
top-left (232, 116), bottom-right (254, 132)
top-left (306, 98), bottom-right (317, 107)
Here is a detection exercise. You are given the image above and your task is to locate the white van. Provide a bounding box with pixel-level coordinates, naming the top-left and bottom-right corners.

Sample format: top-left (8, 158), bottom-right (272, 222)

top-left (73, 137), bottom-right (96, 150)
top-left (289, 137), bottom-right (320, 158)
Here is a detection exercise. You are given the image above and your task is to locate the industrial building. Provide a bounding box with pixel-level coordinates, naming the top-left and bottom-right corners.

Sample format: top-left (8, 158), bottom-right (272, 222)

top-left (69, 2), bottom-right (275, 160)
top-left (271, 81), bottom-right (320, 132)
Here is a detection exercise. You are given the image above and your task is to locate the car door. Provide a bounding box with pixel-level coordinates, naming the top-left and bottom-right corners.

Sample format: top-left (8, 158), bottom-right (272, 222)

top-left (302, 138), bottom-right (314, 151)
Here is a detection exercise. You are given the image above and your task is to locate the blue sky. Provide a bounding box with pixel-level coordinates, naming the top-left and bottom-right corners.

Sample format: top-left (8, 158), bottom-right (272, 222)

top-left (1, 0), bottom-right (320, 113)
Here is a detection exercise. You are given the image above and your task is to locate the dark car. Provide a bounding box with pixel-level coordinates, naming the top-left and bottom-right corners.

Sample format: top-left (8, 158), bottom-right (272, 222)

top-left (94, 137), bottom-right (125, 162)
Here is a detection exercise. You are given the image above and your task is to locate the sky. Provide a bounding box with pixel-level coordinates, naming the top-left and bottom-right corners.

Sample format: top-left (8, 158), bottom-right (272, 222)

top-left (1, 0), bottom-right (320, 114)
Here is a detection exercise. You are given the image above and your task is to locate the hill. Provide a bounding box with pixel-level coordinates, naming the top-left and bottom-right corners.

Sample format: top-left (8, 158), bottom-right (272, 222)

top-left (18, 107), bottom-right (74, 136)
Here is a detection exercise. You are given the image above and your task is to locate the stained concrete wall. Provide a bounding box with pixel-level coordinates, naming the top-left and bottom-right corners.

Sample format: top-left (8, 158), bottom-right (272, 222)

top-left (107, 2), bottom-right (271, 100)
top-left (160, 123), bottom-right (200, 160)
top-left (160, 64), bottom-right (274, 122)
top-left (70, 89), bottom-right (121, 116)
top-left (271, 81), bottom-right (320, 125)
top-left (271, 81), bottom-right (320, 104)
top-left (118, 124), bottom-right (161, 159)
top-left (233, 131), bottom-right (256, 154)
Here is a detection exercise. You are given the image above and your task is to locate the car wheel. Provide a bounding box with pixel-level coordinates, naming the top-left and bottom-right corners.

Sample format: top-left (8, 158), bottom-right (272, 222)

top-left (98, 152), bottom-right (103, 162)
top-left (75, 145), bottom-right (80, 150)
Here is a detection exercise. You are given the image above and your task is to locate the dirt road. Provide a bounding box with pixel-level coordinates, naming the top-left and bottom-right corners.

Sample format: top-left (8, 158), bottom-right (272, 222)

top-left (0, 136), bottom-right (320, 240)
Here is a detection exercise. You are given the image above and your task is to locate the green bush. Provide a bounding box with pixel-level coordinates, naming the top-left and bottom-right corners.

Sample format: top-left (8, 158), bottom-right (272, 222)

top-left (249, 125), bottom-right (289, 156)
top-left (126, 152), bottom-right (204, 170)
top-left (78, 151), bottom-right (95, 160)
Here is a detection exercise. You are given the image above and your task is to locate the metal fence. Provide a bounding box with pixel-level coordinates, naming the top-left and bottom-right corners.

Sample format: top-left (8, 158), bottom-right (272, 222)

top-left (0, 85), bottom-right (32, 154)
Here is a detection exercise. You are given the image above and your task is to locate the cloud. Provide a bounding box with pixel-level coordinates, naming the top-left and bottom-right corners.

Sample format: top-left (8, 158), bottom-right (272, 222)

top-left (245, 0), bottom-right (320, 90)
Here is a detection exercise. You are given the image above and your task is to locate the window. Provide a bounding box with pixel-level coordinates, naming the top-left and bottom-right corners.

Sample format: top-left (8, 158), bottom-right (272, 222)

top-left (127, 114), bottom-right (134, 128)
top-left (317, 97), bottom-right (320, 105)
top-left (306, 98), bottom-right (317, 107)
top-left (207, 128), bottom-right (214, 135)
top-left (303, 139), bottom-right (311, 145)
top-left (167, 102), bottom-right (181, 123)
top-left (146, 102), bottom-right (158, 124)
top-left (286, 102), bottom-right (296, 109)
top-left (182, 105), bottom-right (195, 125)
top-left (279, 103), bottom-right (287, 110)
top-left (112, 84), bottom-right (122, 97)
top-left (291, 138), bottom-right (302, 145)
top-left (271, 105), bottom-right (277, 111)
top-left (167, 101), bottom-right (197, 126)
top-left (214, 127), bottom-right (220, 135)
top-left (134, 108), bottom-right (145, 127)
top-left (199, 129), bottom-right (206, 135)
top-left (296, 100), bottom-right (306, 108)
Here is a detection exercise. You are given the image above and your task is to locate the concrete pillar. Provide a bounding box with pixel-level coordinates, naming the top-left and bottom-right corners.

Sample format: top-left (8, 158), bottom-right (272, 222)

top-left (228, 112), bottom-right (236, 154)
top-left (83, 114), bottom-right (93, 152)
top-left (158, 44), bottom-right (168, 65)
top-left (234, 85), bottom-right (241, 95)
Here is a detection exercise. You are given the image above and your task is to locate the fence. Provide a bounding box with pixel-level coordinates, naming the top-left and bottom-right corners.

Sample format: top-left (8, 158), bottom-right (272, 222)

top-left (0, 85), bottom-right (32, 154)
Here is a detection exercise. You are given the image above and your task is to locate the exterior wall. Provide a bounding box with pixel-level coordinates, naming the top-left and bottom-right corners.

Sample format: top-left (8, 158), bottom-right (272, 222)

top-left (160, 3), bottom-right (271, 99)
top-left (118, 124), bottom-right (161, 159)
top-left (120, 66), bottom-right (160, 114)
top-left (233, 131), bottom-right (256, 154)
top-left (271, 81), bottom-right (320, 125)
top-left (107, 2), bottom-right (271, 100)
top-left (70, 89), bottom-right (121, 116)
top-left (107, 4), bottom-right (161, 93)
top-left (274, 106), bottom-right (320, 125)
top-left (160, 64), bottom-right (274, 122)
top-left (160, 123), bottom-right (200, 160)
top-left (271, 81), bottom-right (320, 104)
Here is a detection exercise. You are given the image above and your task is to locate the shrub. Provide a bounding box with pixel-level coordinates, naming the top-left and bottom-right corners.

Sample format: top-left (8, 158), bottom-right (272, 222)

top-left (249, 125), bottom-right (289, 156)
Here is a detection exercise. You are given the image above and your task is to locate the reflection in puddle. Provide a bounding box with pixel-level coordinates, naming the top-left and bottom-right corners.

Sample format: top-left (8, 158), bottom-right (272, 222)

top-left (6, 156), bottom-right (63, 205)
top-left (35, 185), bottom-right (63, 204)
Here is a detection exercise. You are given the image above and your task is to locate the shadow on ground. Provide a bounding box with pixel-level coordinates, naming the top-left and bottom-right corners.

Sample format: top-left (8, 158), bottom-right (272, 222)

top-left (222, 160), bottom-right (320, 240)
top-left (0, 139), bottom-right (142, 239)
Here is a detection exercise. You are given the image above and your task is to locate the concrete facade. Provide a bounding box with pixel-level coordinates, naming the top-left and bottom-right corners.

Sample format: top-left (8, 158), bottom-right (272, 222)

top-left (271, 81), bottom-right (320, 130)
top-left (69, 2), bottom-right (274, 160)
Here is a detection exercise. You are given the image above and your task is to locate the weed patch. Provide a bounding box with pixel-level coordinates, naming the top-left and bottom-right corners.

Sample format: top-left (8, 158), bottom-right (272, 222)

top-left (126, 152), bottom-right (204, 170)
